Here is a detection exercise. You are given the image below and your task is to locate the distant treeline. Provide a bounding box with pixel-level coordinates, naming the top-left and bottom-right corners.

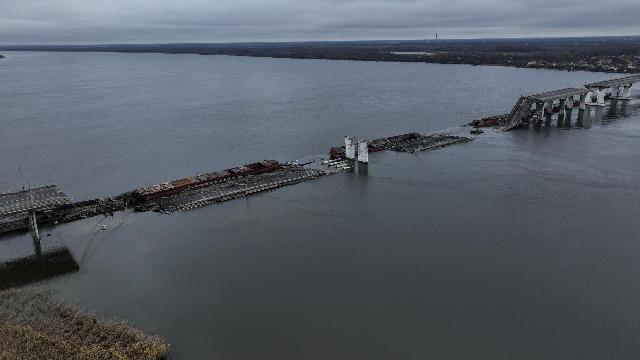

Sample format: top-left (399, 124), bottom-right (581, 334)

top-left (2, 36), bottom-right (640, 73)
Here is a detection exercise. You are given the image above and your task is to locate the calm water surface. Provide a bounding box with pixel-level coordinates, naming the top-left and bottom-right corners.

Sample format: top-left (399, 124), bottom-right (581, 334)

top-left (1, 52), bottom-right (640, 359)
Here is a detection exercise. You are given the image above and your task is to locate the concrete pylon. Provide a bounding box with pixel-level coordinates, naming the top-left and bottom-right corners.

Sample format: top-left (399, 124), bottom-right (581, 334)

top-left (544, 100), bottom-right (553, 127)
top-left (557, 98), bottom-right (565, 127)
top-left (344, 136), bottom-right (356, 160)
top-left (576, 94), bottom-right (587, 127)
top-left (357, 140), bottom-right (369, 163)
top-left (579, 94), bottom-right (587, 110)
top-left (593, 88), bottom-right (607, 106)
top-left (576, 108), bottom-right (585, 128)
top-left (582, 106), bottom-right (593, 129)
top-left (619, 85), bottom-right (632, 100)
top-left (563, 97), bottom-right (573, 128)
top-left (611, 86), bottom-right (620, 99)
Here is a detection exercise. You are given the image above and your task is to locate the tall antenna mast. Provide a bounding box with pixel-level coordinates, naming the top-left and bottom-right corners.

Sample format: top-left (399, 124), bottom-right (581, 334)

top-left (26, 175), bottom-right (41, 246)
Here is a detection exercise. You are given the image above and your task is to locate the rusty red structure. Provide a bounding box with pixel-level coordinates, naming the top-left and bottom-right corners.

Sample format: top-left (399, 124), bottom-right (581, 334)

top-left (133, 160), bottom-right (281, 201)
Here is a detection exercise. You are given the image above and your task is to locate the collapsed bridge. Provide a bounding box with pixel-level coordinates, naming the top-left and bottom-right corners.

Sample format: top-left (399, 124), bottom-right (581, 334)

top-left (504, 74), bottom-right (640, 130)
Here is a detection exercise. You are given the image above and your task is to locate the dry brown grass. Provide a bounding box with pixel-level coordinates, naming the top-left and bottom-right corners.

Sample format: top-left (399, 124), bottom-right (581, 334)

top-left (0, 288), bottom-right (168, 360)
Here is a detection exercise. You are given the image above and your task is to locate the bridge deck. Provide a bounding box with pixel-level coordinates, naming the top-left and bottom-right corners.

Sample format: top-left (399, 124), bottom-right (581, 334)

top-left (0, 185), bottom-right (70, 216)
top-left (526, 88), bottom-right (589, 101)
top-left (585, 74), bottom-right (640, 89)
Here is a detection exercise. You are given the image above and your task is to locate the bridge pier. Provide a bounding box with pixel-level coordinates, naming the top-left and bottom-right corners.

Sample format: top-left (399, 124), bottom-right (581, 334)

top-left (544, 100), bottom-right (554, 127)
top-left (557, 98), bottom-right (565, 127)
top-left (622, 85), bottom-right (632, 100)
top-left (613, 84), bottom-right (632, 100)
top-left (592, 88), bottom-right (607, 106)
top-left (576, 94), bottom-right (587, 128)
top-left (345, 136), bottom-right (356, 160)
top-left (562, 97), bottom-right (573, 128)
top-left (582, 106), bottom-right (593, 128)
top-left (611, 86), bottom-right (620, 99)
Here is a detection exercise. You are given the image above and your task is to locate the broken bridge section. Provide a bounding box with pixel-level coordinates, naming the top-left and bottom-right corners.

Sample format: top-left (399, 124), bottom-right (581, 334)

top-left (504, 74), bottom-right (640, 130)
top-left (505, 88), bottom-right (589, 130)
top-left (0, 185), bottom-right (71, 217)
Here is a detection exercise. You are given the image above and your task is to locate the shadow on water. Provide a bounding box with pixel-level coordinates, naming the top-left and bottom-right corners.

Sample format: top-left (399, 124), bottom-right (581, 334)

top-left (0, 238), bottom-right (79, 289)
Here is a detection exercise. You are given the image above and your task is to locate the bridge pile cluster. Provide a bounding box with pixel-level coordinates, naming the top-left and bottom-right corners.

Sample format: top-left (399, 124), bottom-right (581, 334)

top-left (504, 74), bottom-right (640, 130)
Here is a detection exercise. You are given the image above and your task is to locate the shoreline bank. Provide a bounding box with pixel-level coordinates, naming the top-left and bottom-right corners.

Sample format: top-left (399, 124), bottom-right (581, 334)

top-left (0, 287), bottom-right (168, 359)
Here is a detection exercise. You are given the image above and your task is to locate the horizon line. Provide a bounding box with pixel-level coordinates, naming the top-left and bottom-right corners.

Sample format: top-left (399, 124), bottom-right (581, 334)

top-left (1, 34), bottom-right (640, 47)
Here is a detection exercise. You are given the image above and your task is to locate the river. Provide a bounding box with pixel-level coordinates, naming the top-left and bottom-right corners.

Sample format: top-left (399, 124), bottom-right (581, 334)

top-left (1, 51), bottom-right (640, 359)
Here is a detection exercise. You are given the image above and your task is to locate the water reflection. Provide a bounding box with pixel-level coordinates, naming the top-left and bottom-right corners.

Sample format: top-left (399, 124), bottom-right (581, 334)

top-left (354, 162), bottom-right (369, 177)
top-left (608, 99), bottom-right (620, 116)
top-left (601, 99), bottom-right (631, 124)
top-left (582, 107), bottom-right (593, 129)
top-left (593, 106), bottom-right (604, 125)
top-left (576, 108), bottom-right (585, 128)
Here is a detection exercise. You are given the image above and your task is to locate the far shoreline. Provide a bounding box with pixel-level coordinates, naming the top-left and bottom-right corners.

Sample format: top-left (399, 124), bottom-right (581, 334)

top-left (1, 36), bottom-right (639, 74)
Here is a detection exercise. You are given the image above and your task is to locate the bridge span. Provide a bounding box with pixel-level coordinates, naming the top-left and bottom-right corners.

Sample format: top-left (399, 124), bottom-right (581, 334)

top-left (505, 74), bottom-right (640, 129)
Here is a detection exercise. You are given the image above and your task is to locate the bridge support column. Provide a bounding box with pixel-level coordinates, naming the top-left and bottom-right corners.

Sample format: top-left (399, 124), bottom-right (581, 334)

top-left (592, 88), bottom-right (607, 106)
top-left (345, 136), bottom-right (356, 160)
top-left (576, 94), bottom-right (587, 128)
top-left (583, 105), bottom-right (593, 128)
top-left (563, 97), bottom-right (573, 128)
top-left (544, 100), bottom-right (553, 127)
top-left (619, 84), bottom-right (632, 100)
top-left (27, 211), bottom-right (42, 260)
top-left (557, 98), bottom-right (565, 127)
top-left (610, 86), bottom-right (620, 99)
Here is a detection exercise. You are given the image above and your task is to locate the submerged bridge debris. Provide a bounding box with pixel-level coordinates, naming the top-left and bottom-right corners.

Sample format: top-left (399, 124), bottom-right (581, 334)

top-left (0, 160), bottom-right (329, 236)
top-left (330, 132), bottom-right (472, 159)
top-left (130, 162), bottom-right (327, 213)
top-left (1, 131), bottom-right (473, 237)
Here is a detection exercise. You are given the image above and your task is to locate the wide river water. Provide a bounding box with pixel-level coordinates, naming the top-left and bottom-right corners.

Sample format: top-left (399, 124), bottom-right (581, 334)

top-left (1, 52), bottom-right (640, 359)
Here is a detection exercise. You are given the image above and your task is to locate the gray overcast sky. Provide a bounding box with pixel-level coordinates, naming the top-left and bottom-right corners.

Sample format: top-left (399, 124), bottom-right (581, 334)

top-left (1, 0), bottom-right (639, 44)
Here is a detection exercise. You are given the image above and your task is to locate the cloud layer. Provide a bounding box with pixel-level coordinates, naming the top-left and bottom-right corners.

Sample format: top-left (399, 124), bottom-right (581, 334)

top-left (1, 0), bottom-right (639, 44)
